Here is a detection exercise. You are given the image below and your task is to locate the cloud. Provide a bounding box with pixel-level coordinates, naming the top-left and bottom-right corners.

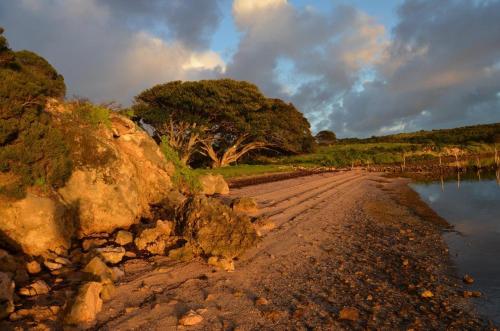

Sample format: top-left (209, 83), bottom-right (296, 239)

top-left (227, 0), bottom-right (387, 133)
top-left (0, 0), bottom-right (224, 104)
top-left (328, 0), bottom-right (500, 137)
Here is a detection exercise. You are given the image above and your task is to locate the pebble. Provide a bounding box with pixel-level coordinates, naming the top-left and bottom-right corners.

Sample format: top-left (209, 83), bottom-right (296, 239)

top-left (19, 280), bottom-right (50, 296)
top-left (339, 307), bottom-right (359, 321)
top-left (420, 290), bottom-right (434, 298)
top-left (255, 297), bottom-right (269, 306)
top-left (463, 274), bottom-right (474, 284)
top-left (178, 310), bottom-right (203, 326)
top-left (26, 261), bottom-right (41, 275)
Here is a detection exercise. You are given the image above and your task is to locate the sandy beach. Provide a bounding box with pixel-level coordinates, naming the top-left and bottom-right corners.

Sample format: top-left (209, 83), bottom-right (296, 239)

top-left (81, 171), bottom-right (488, 330)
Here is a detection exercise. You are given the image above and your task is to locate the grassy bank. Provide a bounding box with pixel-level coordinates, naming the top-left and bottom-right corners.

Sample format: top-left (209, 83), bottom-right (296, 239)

top-left (193, 142), bottom-right (498, 180)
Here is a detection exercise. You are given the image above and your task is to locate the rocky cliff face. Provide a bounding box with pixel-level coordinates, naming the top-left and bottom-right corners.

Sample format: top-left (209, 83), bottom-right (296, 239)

top-left (0, 100), bottom-right (175, 257)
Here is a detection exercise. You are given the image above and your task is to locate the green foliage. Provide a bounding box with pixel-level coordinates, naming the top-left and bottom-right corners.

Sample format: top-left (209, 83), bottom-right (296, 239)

top-left (0, 28), bottom-right (71, 199)
top-left (73, 102), bottom-right (111, 128)
top-left (315, 130), bottom-right (336, 145)
top-left (340, 123), bottom-right (500, 145)
top-left (134, 79), bottom-right (315, 160)
top-left (160, 137), bottom-right (201, 192)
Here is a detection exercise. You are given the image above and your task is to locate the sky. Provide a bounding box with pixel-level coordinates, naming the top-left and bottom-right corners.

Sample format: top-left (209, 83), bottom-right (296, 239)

top-left (1, 0), bottom-right (500, 138)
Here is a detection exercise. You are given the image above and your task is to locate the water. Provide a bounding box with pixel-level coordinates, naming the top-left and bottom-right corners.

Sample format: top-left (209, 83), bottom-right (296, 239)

top-left (411, 171), bottom-right (500, 325)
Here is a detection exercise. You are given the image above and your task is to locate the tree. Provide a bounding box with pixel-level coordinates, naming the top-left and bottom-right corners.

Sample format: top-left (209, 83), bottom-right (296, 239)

top-left (315, 130), bottom-right (336, 145)
top-left (134, 79), bottom-right (315, 167)
top-left (0, 28), bottom-right (70, 198)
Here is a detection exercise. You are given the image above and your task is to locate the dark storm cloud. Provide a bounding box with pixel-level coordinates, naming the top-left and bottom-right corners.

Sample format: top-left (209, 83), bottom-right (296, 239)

top-left (99, 0), bottom-right (222, 49)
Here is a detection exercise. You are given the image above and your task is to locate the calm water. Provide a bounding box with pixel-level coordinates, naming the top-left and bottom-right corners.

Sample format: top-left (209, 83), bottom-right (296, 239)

top-left (411, 172), bottom-right (500, 325)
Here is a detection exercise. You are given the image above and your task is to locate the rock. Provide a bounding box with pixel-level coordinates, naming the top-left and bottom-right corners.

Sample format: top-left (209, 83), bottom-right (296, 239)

top-left (43, 260), bottom-right (64, 271)
top-left (199, 174), bottom-right (229, 195)
top-left (124, 251), bottom-right (137, 258)
top-left (65, 282), bottom-right (103, 325)
top-left (463, 290), bottom-right (481, 298)
top-left (19, 280), bottom-right (50, 297)
top-left (125, 307), bottom-right (139, 314)
top-left (26, 261), bottom-right (42, 275)
top-left (134, 220), bottom-right (175, 255)
top-left (0, 193), bottom-right (74, 257)
top-left (463, 274), bottom-right (474, 284)
top-left (255, 297), bottom-right (269, 306)
top-left (94, 246), bottom-right (126, 264)
top-left (420, 290), bottom-right (434, 298)
top-left (82, 238), bottom-right (108, 251)
top-left (8, 305), bottom-right (60, 322)
top-left (114, 230), bottom-right (133, 246)
top-left (231, 197), bottom-right (259, 215)
top-left (82, 257), bottom-right (115, 283)
top-left (178, 310), bottom-right (203, 326)
top-left (339, 307), bottom-right (359, 321)
top-left (58, 112), bottom-right (175, 238)
top-left (208, 256), bottom-right (235, 271)
top-left (176, 196), bottom-right (258, 259)
top-left (0, 272), bottom-right (15, 319)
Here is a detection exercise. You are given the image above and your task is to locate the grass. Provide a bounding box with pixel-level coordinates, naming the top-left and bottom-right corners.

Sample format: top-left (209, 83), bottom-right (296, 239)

top-left (194, 164), bottom-right (298, 179)
top-left (193, 142), bottom-right (498, 180)
top-left (160, 137), bottom-right (201, 192)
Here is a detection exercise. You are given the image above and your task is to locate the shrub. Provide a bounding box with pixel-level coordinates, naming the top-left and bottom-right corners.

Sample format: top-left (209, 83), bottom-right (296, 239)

top-left (0, 28), bottom-right (71, 199)
top-left (160, 137), bottom-right (201, 192)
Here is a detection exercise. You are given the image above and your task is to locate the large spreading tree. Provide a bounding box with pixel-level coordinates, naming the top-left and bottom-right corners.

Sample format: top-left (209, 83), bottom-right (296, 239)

top-left (133, 79), bottom-right (315, 167)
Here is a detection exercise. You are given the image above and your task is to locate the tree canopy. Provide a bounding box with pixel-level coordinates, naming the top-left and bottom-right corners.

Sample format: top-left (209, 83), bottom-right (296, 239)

top-left (0, 27), bottom-right (70, 198)
top-left (134, 79), bottom-right (315, 166)
top-left (315, 130), bottom-right (336, 145)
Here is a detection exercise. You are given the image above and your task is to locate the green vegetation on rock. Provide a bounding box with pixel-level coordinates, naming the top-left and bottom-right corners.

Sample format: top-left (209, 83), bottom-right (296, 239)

top-left (0, 28), bottom-right (71, 198)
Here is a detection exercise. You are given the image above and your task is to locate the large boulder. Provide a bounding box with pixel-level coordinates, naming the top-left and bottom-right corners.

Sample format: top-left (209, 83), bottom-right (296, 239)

top-left (0, 103), bottom-right (176, 257)
top-left (176, 196), bottom-right (258, 259)
top-left (0, 194), bottom-right (74, 257)
top-left (58, 112), bottom-right (175, 237)
top-left (199, 174), bottom-right (229, 195)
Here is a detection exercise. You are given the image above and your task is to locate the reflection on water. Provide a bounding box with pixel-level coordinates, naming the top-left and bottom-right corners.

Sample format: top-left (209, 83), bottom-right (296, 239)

top-left (411, 171), bottom-right (500, 324)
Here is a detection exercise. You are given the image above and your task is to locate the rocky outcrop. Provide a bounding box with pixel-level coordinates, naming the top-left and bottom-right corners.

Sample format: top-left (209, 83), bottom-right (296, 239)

top-left (199, 174), bottom-right (229, 195)
top-left (176, 195), bottom-right (258, 259)
top-left (0, 102), bottom-right (175, 257)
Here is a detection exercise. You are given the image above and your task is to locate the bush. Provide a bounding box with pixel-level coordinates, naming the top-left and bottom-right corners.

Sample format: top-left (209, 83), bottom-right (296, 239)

top-left (0, 28), bottom-right (71, 199)
top-left (160, 137), bottom-right (201, 192)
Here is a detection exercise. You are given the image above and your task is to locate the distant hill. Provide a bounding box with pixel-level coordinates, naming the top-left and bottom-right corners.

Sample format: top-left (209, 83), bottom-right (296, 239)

top-left (340, 123), bottom-right (500, 145)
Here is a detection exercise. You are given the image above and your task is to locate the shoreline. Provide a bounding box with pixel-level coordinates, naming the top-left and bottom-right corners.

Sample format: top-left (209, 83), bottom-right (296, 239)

top-left (2, 171), bottom-right (494, 329)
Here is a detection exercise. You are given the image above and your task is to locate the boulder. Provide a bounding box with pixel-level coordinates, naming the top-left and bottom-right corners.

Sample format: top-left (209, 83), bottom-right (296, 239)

top-left (82, 257), bottom-right (115, 283)
top-left (0, 272), bottom-right (14, 319)
top-left (65, 282), bottom-right (103, 325)
top-left (134, 220), bottom-right (175, 255)
top-left (178, 310), bottom-right (203, 326)
top-left (0, 193), bottom-right (73, 257)
top-left (176, 196), bottom-right (258, 259)
top-left (199, 174), bottom-right (229, 195)
top-left (18, 280), bottom-right (50, 297)
top-left (26, 261), bottom-right (42, 275)
top-left (58, 113), bottom-right (175, 237)
top-left (94, 246), bottom-right (125, 264)
top-left (114, 230), bottom-right (133, 246)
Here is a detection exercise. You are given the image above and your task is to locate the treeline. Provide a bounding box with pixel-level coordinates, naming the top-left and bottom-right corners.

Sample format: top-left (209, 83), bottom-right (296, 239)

top-left (340, 123), bottom-right (500, 145)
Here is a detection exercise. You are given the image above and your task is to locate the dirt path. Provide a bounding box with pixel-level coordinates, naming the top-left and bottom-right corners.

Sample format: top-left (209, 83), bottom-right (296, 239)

top-left (93, 171), bottom-right (487, 330)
